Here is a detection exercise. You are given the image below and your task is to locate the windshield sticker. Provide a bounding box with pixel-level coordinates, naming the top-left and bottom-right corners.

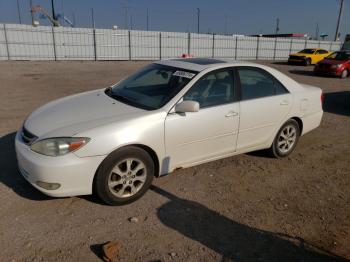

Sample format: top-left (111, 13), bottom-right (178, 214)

top-left (173, 71), bottom-right (195, 79)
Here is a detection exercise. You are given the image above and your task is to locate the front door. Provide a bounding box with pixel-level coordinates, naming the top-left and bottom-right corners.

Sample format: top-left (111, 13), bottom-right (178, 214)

top-left (165, 68), bottom-right (240, 171)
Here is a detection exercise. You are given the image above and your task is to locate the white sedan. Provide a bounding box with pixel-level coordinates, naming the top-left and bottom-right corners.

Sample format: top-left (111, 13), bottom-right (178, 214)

top-left (15, 58), bottom-right (323, 205)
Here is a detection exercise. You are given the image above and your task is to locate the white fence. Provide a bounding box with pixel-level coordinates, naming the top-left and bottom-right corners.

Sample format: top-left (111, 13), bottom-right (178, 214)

top-left (0, 23), bottom-right (343, 61)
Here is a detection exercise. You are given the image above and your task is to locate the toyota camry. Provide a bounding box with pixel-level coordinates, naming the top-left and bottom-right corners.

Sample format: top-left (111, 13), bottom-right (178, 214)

top-left (15, 58), bottom-right (323, 205)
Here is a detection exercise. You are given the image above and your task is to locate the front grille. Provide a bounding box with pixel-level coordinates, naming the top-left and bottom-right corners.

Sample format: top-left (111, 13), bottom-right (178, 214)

top-left (21, 127), bottom-right (37, 145)
top-left (289, 55), bottom-right (304, 60)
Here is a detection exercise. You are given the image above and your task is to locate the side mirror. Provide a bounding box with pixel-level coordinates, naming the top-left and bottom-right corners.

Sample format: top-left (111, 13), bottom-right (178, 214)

top-left (175, 100), bottom-right (199, 113)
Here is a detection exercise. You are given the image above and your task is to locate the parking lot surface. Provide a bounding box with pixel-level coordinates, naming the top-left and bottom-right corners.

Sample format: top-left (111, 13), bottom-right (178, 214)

top-left (0, 60), bottom-right (349, 261)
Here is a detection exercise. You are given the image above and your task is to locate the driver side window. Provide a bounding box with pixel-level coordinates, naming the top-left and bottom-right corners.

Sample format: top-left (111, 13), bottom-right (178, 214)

top-left (183, 68), bottom-right (235, 108)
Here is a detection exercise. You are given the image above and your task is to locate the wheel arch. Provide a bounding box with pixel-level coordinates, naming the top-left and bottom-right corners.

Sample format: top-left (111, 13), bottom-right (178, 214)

top-left (290, 116), bottom-right (303, 135)
top-left (94, 143), bottom-right (160, 181)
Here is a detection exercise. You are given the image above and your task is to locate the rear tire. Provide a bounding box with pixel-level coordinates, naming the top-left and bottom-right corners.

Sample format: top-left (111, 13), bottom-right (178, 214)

top-left (268, 119), bottom-right (300, 158)
top-left (94, 146), bottom-right (154, 205)
top-left (340, 69), bottom-right (348, 79)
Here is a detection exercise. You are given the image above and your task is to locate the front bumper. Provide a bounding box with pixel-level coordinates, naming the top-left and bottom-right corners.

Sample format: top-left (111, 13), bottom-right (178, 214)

top-left (288, 57), bottom-right (307, 64)
top-left (15, 131), bottom-right (106, 197)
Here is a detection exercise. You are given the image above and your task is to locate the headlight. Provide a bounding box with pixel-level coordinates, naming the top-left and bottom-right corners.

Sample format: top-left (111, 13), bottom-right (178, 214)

top-left (30, 137), bottom-right (90, 156)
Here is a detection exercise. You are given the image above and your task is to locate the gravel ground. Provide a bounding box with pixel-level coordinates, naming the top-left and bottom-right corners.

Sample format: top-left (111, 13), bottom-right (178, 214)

top-left (0, 60), bottom-right (349, 262)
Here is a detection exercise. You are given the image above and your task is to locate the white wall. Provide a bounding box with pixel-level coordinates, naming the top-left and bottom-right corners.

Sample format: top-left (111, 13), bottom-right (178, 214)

top-left (0, 23), bottom-right (343, 61)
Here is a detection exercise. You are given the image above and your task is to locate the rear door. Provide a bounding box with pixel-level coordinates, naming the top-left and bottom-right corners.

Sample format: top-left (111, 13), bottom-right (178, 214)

top-left (235, 67), bottom-right (292, 150)
top-left (315, 49), bottom-right (329, 63)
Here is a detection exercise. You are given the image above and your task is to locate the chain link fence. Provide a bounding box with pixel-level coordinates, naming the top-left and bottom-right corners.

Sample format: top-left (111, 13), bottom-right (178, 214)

top-left (0, 23), bottom-right (343, 61)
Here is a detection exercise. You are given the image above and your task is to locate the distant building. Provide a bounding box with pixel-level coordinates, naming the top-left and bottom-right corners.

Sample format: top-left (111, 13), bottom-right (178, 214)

top-left (250, 33), bottom-right (307, 38)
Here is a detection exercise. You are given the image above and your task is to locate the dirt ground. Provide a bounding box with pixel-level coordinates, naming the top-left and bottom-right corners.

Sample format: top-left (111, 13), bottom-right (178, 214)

top-left (0, 60), bottom-right (349, 262)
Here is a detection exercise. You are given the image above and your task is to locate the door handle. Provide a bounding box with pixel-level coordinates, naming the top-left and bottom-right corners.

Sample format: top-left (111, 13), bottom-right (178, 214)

top-left (280, 100), bottom-right (289, 106)
top-left (225, 111), bottom-right (239, 117)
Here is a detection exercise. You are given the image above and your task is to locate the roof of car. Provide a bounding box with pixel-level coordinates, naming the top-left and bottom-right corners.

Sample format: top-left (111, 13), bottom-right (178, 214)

top-left (154, 58), bottom-right (249, 72)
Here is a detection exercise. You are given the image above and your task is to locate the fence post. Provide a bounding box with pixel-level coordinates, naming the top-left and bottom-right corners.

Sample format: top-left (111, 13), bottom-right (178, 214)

top-left (304, 39), bottom-right (307, 48)
top-left (289, 38), bottom-right (293, 54)
top-left (235, 37), bottom-right (238, 60)
top-left (256, 37), bottom-right (260, 60)
top-left (3, 24), bottom-right (10, 60)
top-left (92, 28), bottom-right (97, 61)
top-left (51, 27), bottom-right (57, 61)
top-left (329, 41), bottom-right (333, 51)
top-left (318, 40), bottom-right (321, 48)
top-left (212, 34), bottom-right (215, 58)
top-left (273, 38), bottom-right (277, 60)
top-left (187, 32), bottom-right (191, 55)
top-left (159, 32), bottom-right (162, 60)
top-left (128, 30), bottom-right (131, 60)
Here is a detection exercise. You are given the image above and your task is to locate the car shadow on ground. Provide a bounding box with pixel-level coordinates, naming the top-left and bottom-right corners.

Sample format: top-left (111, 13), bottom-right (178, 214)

top-left (271, 61), bottom-right (290, 65)
top-left (0, 132), bottom-right (51, 201)
top-left (288, 69), bottom-right (317, 77)
top-left (151, 185), bottom-right (349, 262)
top-left (324, 91), bottom-right (350, 117)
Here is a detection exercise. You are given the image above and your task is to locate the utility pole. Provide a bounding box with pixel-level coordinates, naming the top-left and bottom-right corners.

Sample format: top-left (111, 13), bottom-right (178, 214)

top-left (16, 0), bottom-right (22, 24)
top-left (61, 0), bottom-right (64, 26)
top-left (123, 6), bottom-right (128, 29)
top-left (72, 12), bottom-right (76, 27)
top-left (334, 0), bottom-right (344, 41)
top-left (196, 8), bottom-right (200, 34)
top-left (224, 15), bottom-right (228, 35)
top-left (130, 15), bottom-right (133, 30)
top-left (29, 0), bottom-right (34, 25)
top-left (315, 22), bottom-right (319, 40)
top-left (51, 0), bottom-right (57, 21)
top-left (146, 8), bottom-right (149, 31)
top-left (91, 8), bottom-right (95, 28)
top-left (275, 18), bottom-right (280, 34)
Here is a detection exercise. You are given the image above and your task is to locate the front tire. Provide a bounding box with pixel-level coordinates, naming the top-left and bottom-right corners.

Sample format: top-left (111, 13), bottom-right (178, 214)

top-left (304, 58), bottom-right (311, 66)
top-left (94, 146), bottom-right (155, 205)
top-left (340, 69), bottom-right (348, 79)
top-left (269, 119), bottom-right (300, 158)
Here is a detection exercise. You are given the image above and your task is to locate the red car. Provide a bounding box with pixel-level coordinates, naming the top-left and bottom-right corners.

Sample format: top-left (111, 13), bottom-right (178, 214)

top-left (314, 51), bottom-right (350, 78)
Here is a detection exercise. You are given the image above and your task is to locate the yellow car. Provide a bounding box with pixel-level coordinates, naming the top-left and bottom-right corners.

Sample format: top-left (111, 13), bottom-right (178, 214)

top-left (288, 48), bottom-right (331, 66)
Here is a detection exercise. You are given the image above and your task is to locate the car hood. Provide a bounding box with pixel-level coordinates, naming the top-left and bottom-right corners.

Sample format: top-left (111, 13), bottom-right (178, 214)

top-left (290, 53), bottom-right (310, 57)
top-left (318, 59), bottom-right (347, 65)
top-left (24, 89), bottom-right (145, 138)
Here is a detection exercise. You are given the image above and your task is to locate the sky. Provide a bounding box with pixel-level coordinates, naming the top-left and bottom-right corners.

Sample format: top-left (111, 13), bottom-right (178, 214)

top-left (0, 0), bottom-right (349, 40)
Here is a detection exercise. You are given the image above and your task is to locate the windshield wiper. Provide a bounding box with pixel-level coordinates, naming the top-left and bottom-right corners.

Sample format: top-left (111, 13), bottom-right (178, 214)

top-left (105, 87), bottom-right (131, 103)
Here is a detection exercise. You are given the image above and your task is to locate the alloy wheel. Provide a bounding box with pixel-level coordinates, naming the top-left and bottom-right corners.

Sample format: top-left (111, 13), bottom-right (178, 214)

top-left (277, 125), bottom-right (297, 154)
top-left (108, 158), bottom-right (147, 198)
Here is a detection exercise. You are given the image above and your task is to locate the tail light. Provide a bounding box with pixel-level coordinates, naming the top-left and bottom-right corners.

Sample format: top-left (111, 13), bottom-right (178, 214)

top-left (321, 92), bottom-right (324, 104)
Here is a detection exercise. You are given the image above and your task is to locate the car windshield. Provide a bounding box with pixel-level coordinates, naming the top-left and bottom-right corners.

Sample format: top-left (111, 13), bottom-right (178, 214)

top-left (299, 49), bottom-right (316, 54)
top-left (107, 64), bottom-right (197, 110)
top-left (326, 52), bottom-right (350, 60)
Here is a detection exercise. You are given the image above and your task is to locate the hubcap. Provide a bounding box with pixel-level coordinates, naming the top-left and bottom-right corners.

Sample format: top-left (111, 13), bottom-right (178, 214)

top-left (277, 125), bottom-right (297, 154)
top-left (108, 158), bottom-right (147, 198)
